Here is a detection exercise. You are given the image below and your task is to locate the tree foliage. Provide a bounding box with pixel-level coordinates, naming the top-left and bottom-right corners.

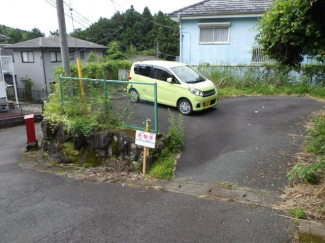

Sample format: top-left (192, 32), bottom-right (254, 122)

top-left (70, 6), bottom-right (179, 60)
top-left (24, 28), bottom-right (45, 41)
top-left (0, 25), bottom-right (45, 43)
top-left (256, 0), bottom-right (325, 67)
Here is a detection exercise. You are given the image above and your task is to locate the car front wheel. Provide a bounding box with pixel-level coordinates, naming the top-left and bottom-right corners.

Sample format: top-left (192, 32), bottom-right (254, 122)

top-left (178, 99), bottom-right (193, 115)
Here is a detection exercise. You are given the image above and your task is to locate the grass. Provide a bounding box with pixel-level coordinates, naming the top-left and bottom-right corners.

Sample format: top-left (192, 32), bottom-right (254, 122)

top-left (149, 149), bottom-right (176, 180)
top-left (197, 64), bottom-right (325, 99)
top-left (289, 207), bottom-right (306, 219)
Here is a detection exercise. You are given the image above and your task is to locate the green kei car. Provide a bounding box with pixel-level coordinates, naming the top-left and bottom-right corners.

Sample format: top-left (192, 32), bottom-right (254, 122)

top-left (127, 61), bottom-right (218, 115)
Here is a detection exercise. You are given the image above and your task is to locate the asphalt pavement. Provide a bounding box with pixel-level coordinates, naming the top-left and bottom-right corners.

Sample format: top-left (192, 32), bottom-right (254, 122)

top-left (157, 96), bottom-right (324, 190)
top-left (0, 124), bottom-right (294, 242)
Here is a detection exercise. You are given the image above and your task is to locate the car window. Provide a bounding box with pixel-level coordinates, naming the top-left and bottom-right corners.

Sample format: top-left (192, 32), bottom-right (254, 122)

top-left (153, 68), bottom-right (173, 82)
top-left (170, 65), bottom-right (206, 83)
top-left (138, 65), bottom-right (151, 77)
top-left (133, 64), bottom-right (139, 74)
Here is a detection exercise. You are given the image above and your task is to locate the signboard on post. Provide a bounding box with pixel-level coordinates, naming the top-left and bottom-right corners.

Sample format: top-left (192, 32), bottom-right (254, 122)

top-left (135, 130), bottom-right (156, 149)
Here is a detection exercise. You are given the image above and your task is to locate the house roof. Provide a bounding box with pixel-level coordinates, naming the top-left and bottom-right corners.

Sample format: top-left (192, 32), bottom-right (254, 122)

top-left (170, 0), bottom-right (272, 17)
top-left (5, 36), bottom-right (107, 49)
top-left (0, 34), bottom-right (10, 41)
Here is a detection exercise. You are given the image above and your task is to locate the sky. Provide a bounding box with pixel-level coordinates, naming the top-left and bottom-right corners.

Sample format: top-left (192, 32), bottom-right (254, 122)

top-left (0, 0), bottom-right (199, 35)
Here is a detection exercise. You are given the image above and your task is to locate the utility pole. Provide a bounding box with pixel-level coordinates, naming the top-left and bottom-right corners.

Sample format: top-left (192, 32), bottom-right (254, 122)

top-left (156, 42), bottom-right (159, 59)
top-left (56, 0), bottom-right (70, 76)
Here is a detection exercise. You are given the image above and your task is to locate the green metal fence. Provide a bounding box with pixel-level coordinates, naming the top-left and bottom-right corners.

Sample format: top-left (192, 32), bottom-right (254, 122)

top-left (59, 76), bottom-right (158, 133)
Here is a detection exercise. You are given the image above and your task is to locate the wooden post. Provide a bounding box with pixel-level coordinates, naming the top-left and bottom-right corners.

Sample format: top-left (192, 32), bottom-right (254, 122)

top-left (142, 119), bottom-right (151, 175)
top-left (143, 146), bottom-right (147, 175)
top-left (76, 58), bottom-right (87, 114)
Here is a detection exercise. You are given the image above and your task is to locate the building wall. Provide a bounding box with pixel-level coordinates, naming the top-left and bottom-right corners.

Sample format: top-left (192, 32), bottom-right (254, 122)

top-left (180, 17), bottom-right (260, 65)
top-left (12, 49), bottom-right (45, 91)
top-left (43, 49), bottom-right (104, 86)
top-left (12, 49), bottom-right (104, 92)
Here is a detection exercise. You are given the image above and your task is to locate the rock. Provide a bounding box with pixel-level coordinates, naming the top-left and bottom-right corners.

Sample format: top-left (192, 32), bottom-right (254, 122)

top-left (88, 131), bottom-right (112, 149)
top-left (73, 134), bottom-right (87, 150)
top-left (48, 143), bottom-right (60, 156)
top-left (41, 120), bottom-right (56, 140)
top-left (95, 149), bottom-right (106, 157)
top-left (57, 123), bottom-right (69, 143)
top-left (130, 143), bottom-right (139, 161)
top-left (42, 140), bottom-right (49, 152)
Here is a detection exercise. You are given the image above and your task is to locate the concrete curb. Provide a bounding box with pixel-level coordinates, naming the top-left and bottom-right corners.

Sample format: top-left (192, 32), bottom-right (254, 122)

top-left (125, 178), bottom-right (284, 208)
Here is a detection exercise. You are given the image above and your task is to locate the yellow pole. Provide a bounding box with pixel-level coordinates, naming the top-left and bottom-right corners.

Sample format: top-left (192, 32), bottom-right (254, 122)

top-left (76, 58), bottom-right (87, 115)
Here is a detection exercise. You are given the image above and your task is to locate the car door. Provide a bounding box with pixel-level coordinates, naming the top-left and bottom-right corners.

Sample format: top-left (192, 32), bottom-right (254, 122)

top-left (134, 64), bottom-right (154, 101)
top-left (152, 66), bottom-right (176, 106)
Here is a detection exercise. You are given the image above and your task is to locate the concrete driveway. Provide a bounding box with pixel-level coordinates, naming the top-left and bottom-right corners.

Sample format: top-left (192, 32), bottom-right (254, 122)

top-left (158, 96), bottom-right (324, 190)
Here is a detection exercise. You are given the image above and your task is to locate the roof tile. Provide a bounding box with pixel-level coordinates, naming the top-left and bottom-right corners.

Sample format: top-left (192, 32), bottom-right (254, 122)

top-left (170, 0), bottom-right (272, 16)
top-left (5, 36), bottom-right (107, 49)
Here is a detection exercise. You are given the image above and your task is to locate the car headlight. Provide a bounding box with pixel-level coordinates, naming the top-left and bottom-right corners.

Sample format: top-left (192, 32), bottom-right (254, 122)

top-left (188, 86), bottom-right (203, 96)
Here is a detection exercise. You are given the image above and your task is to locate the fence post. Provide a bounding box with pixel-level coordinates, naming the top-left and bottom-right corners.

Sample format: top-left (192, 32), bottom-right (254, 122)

top-left (154, 83), bottom-right (158, 133)
top-left (59, 76), bottom-right (64, 112)
top-left (104, 79), bottom-right (109, 113)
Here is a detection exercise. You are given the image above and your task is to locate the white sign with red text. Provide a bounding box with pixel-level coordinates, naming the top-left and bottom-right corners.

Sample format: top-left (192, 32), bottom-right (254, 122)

top-left (135, 130), bottom-right (156, 149)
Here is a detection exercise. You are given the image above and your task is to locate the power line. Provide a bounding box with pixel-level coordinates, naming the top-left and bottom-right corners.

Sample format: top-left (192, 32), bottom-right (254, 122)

top-left (74, 27), bottom-right (123, 53)
top-left (45, 0), bottom-right (89, 29)
top-left (63, 0), bottom-right (92, 25)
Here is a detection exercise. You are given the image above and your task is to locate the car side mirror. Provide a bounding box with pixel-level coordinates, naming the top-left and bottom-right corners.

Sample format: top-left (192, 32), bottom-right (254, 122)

top-left (167, 77), bottom-right (173, 83)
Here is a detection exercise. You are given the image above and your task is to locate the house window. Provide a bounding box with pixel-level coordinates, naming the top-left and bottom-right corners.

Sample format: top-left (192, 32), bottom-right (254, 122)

top-left (69, 52), bottom-right (75, 60)
top-left (21, 51), bottom-right (34, 63)
top-left (251, 47), bottom-right (271, 63)
top-left (80, 51), bottom-right (84, 60)
top-left (198, 22), bottom-right (230, 44)
top-left (50, 51), bottom-right (62, 62)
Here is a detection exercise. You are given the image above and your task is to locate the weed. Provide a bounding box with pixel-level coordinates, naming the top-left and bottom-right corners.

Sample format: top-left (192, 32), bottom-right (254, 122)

top-left (288, 161), bottom-right (325, 184)
top-left (61, 142), bottom-right (80, 163)
top-left (289, 207), bottom-right (306, 219)
top-left (167, 109), bottom-right (184, 153)
top-left (197, 63), bottom-right (325, 99)
top-left (149, 148), bottom-right (176, 180)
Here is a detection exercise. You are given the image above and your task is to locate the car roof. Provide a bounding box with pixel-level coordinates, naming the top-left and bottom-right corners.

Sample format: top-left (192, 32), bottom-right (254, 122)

top-left (133, 61), bottom-right (186, 69)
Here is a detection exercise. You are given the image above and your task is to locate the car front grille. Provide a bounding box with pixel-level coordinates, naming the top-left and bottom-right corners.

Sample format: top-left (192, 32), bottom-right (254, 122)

top-left (202, 89), bottom-right (216, 97)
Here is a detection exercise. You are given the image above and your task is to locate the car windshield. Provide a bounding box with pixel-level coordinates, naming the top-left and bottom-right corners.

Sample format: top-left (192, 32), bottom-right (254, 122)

top-left (170, 65), bottom-right (206, 83)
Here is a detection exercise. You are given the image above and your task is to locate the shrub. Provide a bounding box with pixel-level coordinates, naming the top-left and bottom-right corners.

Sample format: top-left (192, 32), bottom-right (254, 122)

top-left (197, 63), bottom-right (325, 99)
top-left (288, 161), bottom-right (325, 184)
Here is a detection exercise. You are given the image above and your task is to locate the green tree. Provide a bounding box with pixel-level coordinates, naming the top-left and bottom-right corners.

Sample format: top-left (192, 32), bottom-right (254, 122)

top-left (256, 0), bottom-right (325, 67)
top-left (49, 29), bottom-right (59, 36)
top-left (7, 29), bottom-right (23, 44)
top-left (24, 28), bottom-right (45, 40)
top-left (106, 41), bottom-right (126, 60)
top-left (68, 6), bottom-right (179, 59)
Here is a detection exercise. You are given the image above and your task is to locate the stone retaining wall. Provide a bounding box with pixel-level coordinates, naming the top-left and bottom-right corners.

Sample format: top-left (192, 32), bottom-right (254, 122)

top-left (41, 121), bottom-right (168, 172)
